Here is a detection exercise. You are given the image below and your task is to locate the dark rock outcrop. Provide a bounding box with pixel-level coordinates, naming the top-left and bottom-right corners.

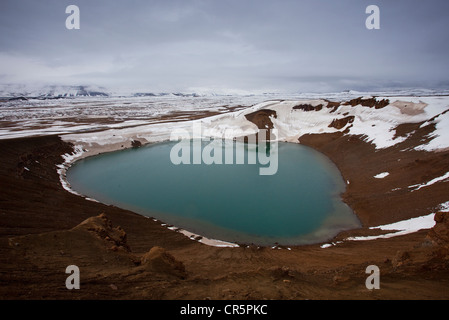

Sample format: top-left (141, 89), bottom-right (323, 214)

top-left (328, 116), bottom-right (355, 130)
top-left (344, 97), bottom-right (390, 109)
top-left (131, 139), bottom-right (142, 148)
top-left (244, 109), bottom-right (278, 141)
top-left (74, 213), bottom-right (130, 252)
top-left (140, 246), bottom-right (186, 278)
top-left (325, 100), bottom-right (342, 113)
top-left (8, 96), bottom-right (28, 101)
top-left (427, 212), bottom-right (449, 245)
top-left (293, 104), bottom-right (323, 112)
top-left (244, 109), bottom-right (277, 130)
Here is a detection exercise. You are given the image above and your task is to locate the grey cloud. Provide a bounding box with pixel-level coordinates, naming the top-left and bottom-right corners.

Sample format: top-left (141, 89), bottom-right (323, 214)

top-left (0, 0), bottom-right (448, 93)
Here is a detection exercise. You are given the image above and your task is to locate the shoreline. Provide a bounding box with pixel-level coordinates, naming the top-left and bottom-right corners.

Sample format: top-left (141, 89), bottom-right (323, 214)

top-left (54, 95), bottom-right (449, 246)
top-left (56, 138), bottom-right (350, 249)
top-left (55, 100), bottom-right (447, 248)
top-left (58, 135), bottom-right (444, 250)
top-left (56, 138), bottom-right (244, 248)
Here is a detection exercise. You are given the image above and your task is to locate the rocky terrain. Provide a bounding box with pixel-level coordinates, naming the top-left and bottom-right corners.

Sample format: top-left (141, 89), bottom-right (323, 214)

top-left (1, 95), bottom-right (449, 300)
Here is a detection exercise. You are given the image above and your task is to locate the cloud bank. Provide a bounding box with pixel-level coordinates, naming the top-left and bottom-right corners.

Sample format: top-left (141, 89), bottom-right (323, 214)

top-left (1, 0), bottom-right (448, 93)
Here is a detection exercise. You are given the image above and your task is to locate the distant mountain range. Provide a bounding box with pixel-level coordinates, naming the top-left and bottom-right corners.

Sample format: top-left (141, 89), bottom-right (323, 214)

top-left (0, 85), bottom-right (109, 99)
top-left (0, 84), bottom-right (208, 99)
top-left (1, 84), bottom-right (448, 101)
top-left (133, 92), bottom-right (201, 97)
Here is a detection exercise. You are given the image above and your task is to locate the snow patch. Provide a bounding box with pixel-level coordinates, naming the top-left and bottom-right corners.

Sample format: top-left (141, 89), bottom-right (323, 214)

top-left (345, 213), bottom-right (436, 242)
top-left (322, 200), bottom-right (449, 247)
top-left (374, 172), bottom-right (389, 179)
top-left (177, 229), bottom-right (240, 248)
top-left (409, 171), bottom-right (449, 191)
top-left (320, 241), bottom-right (343, 249)
top-left (417, 111), bottom-right (449, 151)
top-left (56, 145), bottom-right (91, 198)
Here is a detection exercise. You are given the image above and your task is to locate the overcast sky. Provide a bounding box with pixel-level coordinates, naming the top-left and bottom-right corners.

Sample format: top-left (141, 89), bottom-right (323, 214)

top-left (0, 0), bottom-right (448, 93)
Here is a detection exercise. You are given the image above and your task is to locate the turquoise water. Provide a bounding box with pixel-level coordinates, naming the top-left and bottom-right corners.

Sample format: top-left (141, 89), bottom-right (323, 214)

top-left (66, 140), bottom-right (360, 246)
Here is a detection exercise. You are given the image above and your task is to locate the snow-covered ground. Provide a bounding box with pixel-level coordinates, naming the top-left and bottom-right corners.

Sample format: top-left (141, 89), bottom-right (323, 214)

top-left (0, 95), bottom-right (268, 139)
top-left (49, 94), bottom-right (449, 154)
top-left (2, 89), bottom-right (448, 142)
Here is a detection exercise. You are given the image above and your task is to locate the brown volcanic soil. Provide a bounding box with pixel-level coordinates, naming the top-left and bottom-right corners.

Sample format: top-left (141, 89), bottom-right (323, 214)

top-left (1, 115), bottom-right (449, 299)
top-left (299, 123), bottom-right (449, 227)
